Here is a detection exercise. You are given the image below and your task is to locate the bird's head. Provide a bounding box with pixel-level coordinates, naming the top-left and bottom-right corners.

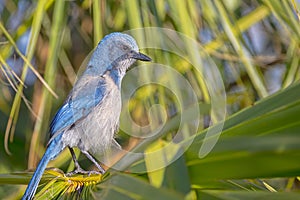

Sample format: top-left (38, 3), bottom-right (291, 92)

top-left (88, 32), bottom-right (151, 76)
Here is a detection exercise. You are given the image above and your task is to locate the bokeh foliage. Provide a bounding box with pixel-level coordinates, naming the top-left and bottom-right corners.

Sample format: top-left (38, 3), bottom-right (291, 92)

top-left (0, 0), bottom-right (300, 199)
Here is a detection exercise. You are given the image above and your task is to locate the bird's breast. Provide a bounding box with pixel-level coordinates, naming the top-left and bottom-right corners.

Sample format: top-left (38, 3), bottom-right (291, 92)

top-left (67, 75), bottom-right (122, 154)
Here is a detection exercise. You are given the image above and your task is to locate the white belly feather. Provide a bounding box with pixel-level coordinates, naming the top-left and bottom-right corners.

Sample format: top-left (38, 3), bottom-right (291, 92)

top-left (62, 75), bottom-right (121, 154)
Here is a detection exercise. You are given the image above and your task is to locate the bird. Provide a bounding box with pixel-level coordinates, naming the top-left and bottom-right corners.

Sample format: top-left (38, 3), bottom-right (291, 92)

top-left (22, 32), bottom-right (151, 199)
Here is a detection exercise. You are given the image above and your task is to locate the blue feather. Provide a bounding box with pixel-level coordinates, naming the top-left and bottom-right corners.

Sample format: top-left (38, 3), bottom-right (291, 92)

top-left (22, 134), bottom-right (64, 200)
top-left (49, 78), bottom-right (106, 137)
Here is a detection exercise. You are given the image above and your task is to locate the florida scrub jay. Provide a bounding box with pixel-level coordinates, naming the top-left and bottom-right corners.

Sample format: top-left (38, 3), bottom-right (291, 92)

top-left (22, 32), bottom-right (151, 199)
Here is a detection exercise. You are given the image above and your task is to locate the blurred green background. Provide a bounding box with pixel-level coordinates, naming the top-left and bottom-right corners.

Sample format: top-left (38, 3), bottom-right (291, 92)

top-left (0, 0), bottom-right (300, 199)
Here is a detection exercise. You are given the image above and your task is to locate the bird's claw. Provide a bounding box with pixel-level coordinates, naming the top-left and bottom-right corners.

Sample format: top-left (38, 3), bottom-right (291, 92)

top-left (66, 166), bottom-right (100, 176)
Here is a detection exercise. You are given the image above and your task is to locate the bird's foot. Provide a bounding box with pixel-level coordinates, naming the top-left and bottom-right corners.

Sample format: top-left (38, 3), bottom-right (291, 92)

top-left (66, 166), bottom-right (100, 176)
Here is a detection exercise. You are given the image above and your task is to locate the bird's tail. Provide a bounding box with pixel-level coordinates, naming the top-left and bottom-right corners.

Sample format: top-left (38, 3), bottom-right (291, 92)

top-left (22, 134), bottom-right (64, 200)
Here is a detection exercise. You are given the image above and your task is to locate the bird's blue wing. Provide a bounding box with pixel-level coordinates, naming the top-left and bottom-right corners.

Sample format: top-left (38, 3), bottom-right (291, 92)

top-left (49, 77), bottom-right (106, 137)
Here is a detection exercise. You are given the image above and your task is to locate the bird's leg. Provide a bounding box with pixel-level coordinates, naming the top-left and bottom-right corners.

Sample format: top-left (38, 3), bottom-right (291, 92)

top-left (112, 139), bottom-right (122, 150)
top-left (69, 147), bottom-right (83, 172)
top-left (66, 147), bottom-right (100, 176)
top-left (81, 150), bottom-right (106, 174)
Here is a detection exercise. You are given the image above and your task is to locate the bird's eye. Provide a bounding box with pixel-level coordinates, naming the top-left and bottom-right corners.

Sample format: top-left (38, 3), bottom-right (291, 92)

top-left (122, 45), bottom-right (129, 51)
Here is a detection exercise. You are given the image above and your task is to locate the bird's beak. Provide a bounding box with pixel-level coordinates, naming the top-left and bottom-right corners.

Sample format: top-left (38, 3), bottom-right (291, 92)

top-left (130, 51), bottom-right (152, 61)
